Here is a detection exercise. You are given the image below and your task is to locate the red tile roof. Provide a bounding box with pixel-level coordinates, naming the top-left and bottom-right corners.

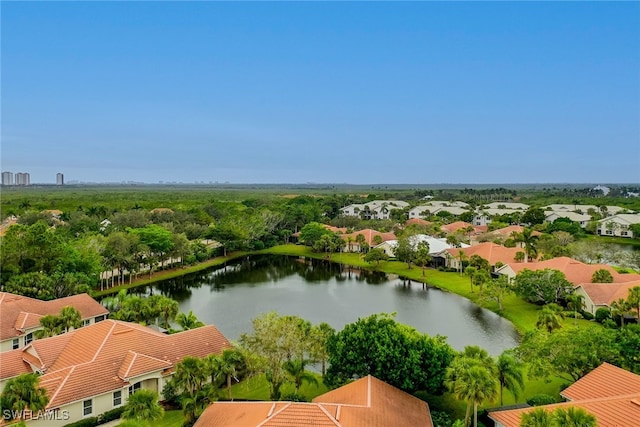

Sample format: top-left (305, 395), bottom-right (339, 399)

top-left (489, 363), bottom-right (640, 427)
top-left (561, 363), bottom-right (640, 401)
top-left (195, 375), bottom-right (433, 427)
top-left (340, 229), bottom-right (397, 246)
top-left (502, 257), bottom-right (640, 285)
top-left (0, 319), bottom-right (231, 409)
top-left (446, 243), bottom-right (522, 266)
top-left (0, 292), bottom-right (109, 341)
top-left (440, 221), bottom-right (474, 233)
top-left (577, 281), bottom-right (640, 307)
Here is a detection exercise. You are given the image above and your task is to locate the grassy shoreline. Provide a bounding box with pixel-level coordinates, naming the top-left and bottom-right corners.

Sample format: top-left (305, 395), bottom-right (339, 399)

top-left (96, 243), bottom-right (595, 335)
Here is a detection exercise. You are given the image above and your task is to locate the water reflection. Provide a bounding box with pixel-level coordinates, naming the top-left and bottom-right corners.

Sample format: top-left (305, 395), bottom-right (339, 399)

top-left (149, 255), bottom-right (520, 355)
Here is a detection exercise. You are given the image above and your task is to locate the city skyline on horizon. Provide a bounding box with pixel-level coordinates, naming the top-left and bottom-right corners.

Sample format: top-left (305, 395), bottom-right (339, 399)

top-left (2, 2), bottom-right (639, 184)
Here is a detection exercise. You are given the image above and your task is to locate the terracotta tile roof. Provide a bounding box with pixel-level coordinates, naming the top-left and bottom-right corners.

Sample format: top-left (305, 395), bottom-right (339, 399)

top-left (340, 229), bottom-right (397, 246)
top-left (405, 218), bottom-right (433, 227)
top-left (0, 292), bottom-right (109, 341)
top-left (490, 225), bottom-right (541, 238)
top-left (490, 394), bottom-right (640, 427)
top-left (0, 319), bottom-right (231, 409)
top-left (323, 224), bottom-right (348, 234)
top-left (577, 281), bottom-right (640, 306)
top-left (489, 363), bottom-right (640, 427)
top-left (440, 221), bottom-right (473, 233)
top-left (502, 257), bottom-right (640, 285)
top-left (0, 349), bottom-right (30, 380)
top-left (195, 375), bottom-right (433, 427)
top-left (561, 362), bottom-right (640, 401)
top-left (446, 242), bottom-right (522, 266)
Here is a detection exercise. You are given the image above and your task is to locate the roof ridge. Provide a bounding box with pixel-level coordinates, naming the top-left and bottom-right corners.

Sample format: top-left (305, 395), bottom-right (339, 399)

top-left (47, 366), bottom-right (75, 408)
top-left (123, 351), bottom-right (138, 379)
top-left (316, 403), bottom-right (342, 426)
top-left (256, 402), bottom-right (292, 427)
top-left (90, 320), bottom-right (118, 363)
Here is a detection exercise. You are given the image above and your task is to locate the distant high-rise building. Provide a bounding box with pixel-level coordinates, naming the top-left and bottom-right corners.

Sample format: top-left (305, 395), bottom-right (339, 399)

top-left (1, 171), bottom-right (14, 186)
top-left (56, 173), bottom-right (64, 185)
top-left (15, 172), bottom-right (30, 186)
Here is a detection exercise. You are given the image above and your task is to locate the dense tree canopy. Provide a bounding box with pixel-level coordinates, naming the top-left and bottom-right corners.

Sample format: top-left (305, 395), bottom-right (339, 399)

top-left (325, 313), bottom-right (454, 394)
top-left (513, 269), bottom-right (574, 304)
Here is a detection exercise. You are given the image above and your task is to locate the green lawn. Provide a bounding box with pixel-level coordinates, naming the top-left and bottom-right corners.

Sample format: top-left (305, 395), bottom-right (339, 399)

top-left (229, 372), bottom-right (329, 401)
top-left (154, 409), bottom-right (184, 427)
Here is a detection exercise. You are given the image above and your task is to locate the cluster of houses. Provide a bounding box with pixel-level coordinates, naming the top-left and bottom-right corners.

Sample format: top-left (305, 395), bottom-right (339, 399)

top-left (0, 291), bottom-right (438, 427)
top-left (339, 199), bottom-right (640, 238)
top-left (3, 286), bottom-right (639, 426)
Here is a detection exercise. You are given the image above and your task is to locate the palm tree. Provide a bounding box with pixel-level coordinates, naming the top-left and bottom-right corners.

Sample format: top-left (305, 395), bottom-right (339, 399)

top-left (566, 293), bottom-right (585, 326)
top-left (627, 286), bottom-right (640, 322)
top-left (149, 295), bottom-right (179, 328)
top-left (611, 298), bottom-right (631, 327)
top-left (211, 348), bottom-right (244, 400)
top-left (464, 266), bottom-right (477, 293)
top-left (121, 389), bottom-right (164, 425)
top-left (172, 356), bottom-right (208, 397)
top-left (496, 351), bottom-right (524, 406)
top-left (0, 373), bottom-right (49, 422)
top-left (452, 365), bottom-right (498, 427)
top-left (536, 306), bottom-right (563, 333)
top-left (181, 384), bottom-right (217, 426)
top-left (520, 408), bottom-right (552, 427)
top-left (36, 314), bottom-right (62, 339)
top-left (515, 228), bottom-right (538, 263)
top-left (58, 306), bottom-right (82, 333)
top-left (283, 358), bottom-right (318, 394)
top-left (175, 310), bottom-right (205, 330)
top-left (552, 407), bottom-right (597, 427)
top-left (102, 289), bottom-right (129, 312)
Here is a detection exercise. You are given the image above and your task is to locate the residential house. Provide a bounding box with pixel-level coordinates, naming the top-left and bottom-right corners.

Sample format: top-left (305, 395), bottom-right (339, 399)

top-left (376, 234), bottom-right (469, 258)
top-left (574, 280), bottom-right (640, 316)
top-left (472, 225), bottom-right (542, 247)
top-left (194, 375), bottom-right (434, 427)
top-left (408, 201), bottom-right (470, 219)
top-left (340, 200), bottom-right (409, 220)
top-left (473, 208), bottom-right (524, 226)
top-left (597, 214), bottom-right (640, 238)
top-left (543, 204), bottom-right (626, 216)
top-left (440, 221), bottom-right (481, 235)
top-left (482, 202), bottom-right (529, 210)
top-left (544, 211), bottom-right (592, 228)
top-left (0, 319), bottom-right (231, 427)
top-left (340, 229), bottom-right (396, 252)
top-left (489, 363), bottom-right (640, 427)
top-left (0, 292), bottom-right (109, 353)
top-left (405, 218), bottom-right (433, 227)
top-left (436, 242), bottom-right (523, 272)
top-left (495, 257), bottom-right (640, 286)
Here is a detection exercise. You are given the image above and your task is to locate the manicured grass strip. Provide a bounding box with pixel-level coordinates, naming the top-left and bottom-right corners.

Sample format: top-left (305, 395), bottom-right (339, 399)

top-left (93, 252), bottom-right (248, 297)
top-left (229, 372), bottom-right (328, 401)
top-left (155, 409), bottom-right (184, 427)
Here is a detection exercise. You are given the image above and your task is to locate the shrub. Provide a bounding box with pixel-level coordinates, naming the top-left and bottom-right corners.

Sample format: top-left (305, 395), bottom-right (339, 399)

top-left (580, 310), bottom-right (594, 321)
top-left (280, 392), bottom-right (308, 402)
top-left (98, 407), bottom-right (125, 423)
top-left (526, 394), bottom-right (557, 406)
top-left (595, 308), bottom-right (612, 324)
top-left (63, 417), bottom-right (99, 427)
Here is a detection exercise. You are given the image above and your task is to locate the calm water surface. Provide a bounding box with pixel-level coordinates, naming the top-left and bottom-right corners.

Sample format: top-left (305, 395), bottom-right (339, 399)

top-left (147, 255), bottom-right (520, 355)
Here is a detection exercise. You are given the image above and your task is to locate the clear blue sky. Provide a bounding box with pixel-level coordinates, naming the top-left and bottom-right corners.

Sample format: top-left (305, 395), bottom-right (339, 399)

top-left (2, 1), bottom-right (639, 184)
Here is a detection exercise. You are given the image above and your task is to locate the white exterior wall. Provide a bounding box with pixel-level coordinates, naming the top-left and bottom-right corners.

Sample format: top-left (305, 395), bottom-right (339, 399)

top-left (1, 316), bottom-right (103, 353)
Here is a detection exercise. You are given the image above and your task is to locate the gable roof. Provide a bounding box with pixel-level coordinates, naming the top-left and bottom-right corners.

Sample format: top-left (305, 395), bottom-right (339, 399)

top-left (561, 363), bottom-right (640, 401)
top-left (446, 242), bottom-right (522, 266)
top-left (340, 229), bottom-right (397, 246)
top-left (576, 281), bottom-right (640, 307)
top-left (440, 221), bottom-right (474, 234)
top-left (0, 319), bottom-right (231, 409)
top-left (489, 363), bottom-right (640, 427)
top-left (405, 218), bottom-right (433, 227)
top-left (0, 292), bottom-right (109, 341)
top-left (194, 375), bottom-right (433, 427)
top-left (498, 257), bottom-right (640, 285)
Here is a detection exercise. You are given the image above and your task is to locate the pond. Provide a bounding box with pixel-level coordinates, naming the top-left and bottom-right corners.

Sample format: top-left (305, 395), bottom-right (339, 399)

top-left (146, 255), bottom-right (520, 355)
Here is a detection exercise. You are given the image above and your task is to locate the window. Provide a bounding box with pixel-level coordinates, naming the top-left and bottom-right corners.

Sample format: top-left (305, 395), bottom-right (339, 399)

top-left (24, 333), bottom-right (33, 345)
top-left (113, 390), bottom-right (122, 407)
top-left (82, 319), bottom-right (91, 327)
top-left (128, 382), bottom-right (141, 396)
top-left (83, 399), bottom-right (92, 416)
top-left (95, 315), bottom-right (106, 323)
top-left (12, 339), bottom-right (19, 349)
top-left (622, 231), bottom-right (628, 236)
